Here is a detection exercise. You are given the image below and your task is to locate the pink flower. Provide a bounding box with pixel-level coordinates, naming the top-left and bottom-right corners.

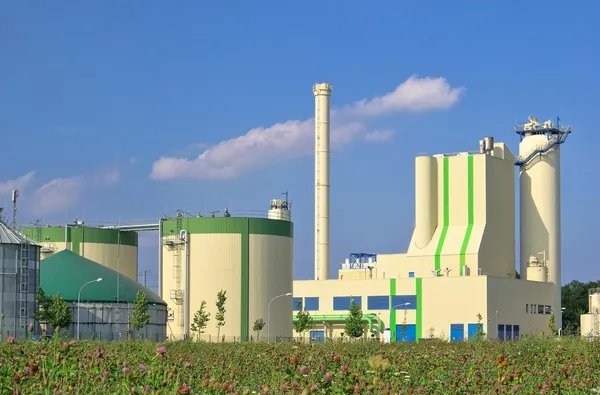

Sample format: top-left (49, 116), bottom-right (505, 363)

top-left (300, 365), bottom-right (309, 374)
top-left (179, 384), bottom-right (190, 393)
top-left (7, 336), bottom-right (14, 344)
top-left (157, 346), bottom-right (167, 355)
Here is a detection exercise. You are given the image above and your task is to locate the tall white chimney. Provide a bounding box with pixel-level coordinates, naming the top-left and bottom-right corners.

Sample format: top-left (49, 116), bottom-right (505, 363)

top-left (313, 83), bottom-right (332, 280)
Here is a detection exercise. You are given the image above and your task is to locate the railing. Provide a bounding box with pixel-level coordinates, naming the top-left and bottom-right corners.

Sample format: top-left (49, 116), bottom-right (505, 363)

top-left (514, 131), bottom-right (570, 167)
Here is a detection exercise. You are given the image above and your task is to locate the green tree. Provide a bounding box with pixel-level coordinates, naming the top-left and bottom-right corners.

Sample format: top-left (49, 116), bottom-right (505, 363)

top-left (548, 312), bottom-right (557, 336)
top-left (131, 290), bottom-right (151, 335)
top-left (562, 280), bottom-right (597, 334)
top-left (344, 299), bottom-right (364, 339)
top-left (293, 300), bottom-right (315, 339)
top-left (215, 289), bottom-right (227, 338)
top-left (475, 313), bottom-right (486, 340)
top-left (190, 300), bottom-right (211, 340)
top-left (33, 287), bottom-right (72, 334)
top-left (253, 318), bottom-right (265, 341)
top-left (400, 308), bottom-right (408, 341)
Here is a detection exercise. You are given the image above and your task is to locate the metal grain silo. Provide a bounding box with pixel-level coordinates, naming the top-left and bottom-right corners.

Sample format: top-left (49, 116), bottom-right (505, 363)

top-left (0, 220), bottom-right (40, 339)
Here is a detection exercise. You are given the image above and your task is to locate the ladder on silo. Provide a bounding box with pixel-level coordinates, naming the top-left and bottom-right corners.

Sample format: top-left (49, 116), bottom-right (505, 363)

top-left (19, 243), bottom-right (29, 328)
top-left (167, 212), bottom-right (185, 334)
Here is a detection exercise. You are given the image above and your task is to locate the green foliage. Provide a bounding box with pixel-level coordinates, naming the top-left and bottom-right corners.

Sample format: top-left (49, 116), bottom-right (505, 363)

top-left (293, 300), bottom-right (315, 338)
top-left (215, 290), bottom-right (227, 338)
top-left (548, 312), bottom-right (557, 336)
top-left (252, 318), bottom-right (265, 341)
top-left (1, 336), bottom-right (598, 392)
top-left (33, 287), bottom-right (72, 333)
top-left (344, 299), bottom-right (364, 339)
top-left (476, 313), bottom-right (486, 339)
top-left (190, 300), bottom-right (211, 339)
top-left (400, 309), bottom-right (408, 340)
top-left (131, 290), bottom-right (151, 333)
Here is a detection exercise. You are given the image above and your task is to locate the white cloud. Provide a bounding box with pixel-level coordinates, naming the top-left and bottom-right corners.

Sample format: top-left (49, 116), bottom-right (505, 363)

top-left (364, 129), bottom-right (395, 142)
top-left (31, 168), bottom-right (121, 214)
top-left (0, 171), bottom-right (36, 195)
top-left (150, 75), bottom-right (465, 180)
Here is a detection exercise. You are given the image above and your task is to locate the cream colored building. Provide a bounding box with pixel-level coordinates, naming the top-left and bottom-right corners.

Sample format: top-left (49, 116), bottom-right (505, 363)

top-left (293, 130), bottom-right (568, 342)
top-left (580, 288), bottom-right (600, 337)
top-left (21, 225), bottom-right (138, 281)
top-left (160, 209), bottom-right (293, 341)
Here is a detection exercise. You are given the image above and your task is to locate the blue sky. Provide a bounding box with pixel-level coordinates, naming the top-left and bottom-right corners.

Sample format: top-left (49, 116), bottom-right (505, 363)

top-left (1, 1), bottom-right (598, 292)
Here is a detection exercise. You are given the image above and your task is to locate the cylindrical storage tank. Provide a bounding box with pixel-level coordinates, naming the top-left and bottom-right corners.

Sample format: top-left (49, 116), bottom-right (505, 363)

top-left (526, 265), bottom-right (548, 282)
top-left (519, 134), bottom-right (561, 326)
top-left (40, 250), bottom-right (167, 340)
top-left (21, 226), bottom-right (138, 281)
top-left (161, 217), bottom-right (293, 341)
top-left (413, 155), bottom-right (438, 248)
top-left (0, 221), bottom-right (41, 339)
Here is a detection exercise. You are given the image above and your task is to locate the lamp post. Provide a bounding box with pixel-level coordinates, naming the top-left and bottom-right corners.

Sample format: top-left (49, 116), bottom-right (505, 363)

top-left (77, 278), bottom-right (103, 340)
top-left (267, 292), bottom-right (292, 342)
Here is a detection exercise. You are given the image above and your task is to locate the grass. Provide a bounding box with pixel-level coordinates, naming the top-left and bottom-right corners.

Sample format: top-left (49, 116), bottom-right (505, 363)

top-left (1, 336), bottom-right (599, 393)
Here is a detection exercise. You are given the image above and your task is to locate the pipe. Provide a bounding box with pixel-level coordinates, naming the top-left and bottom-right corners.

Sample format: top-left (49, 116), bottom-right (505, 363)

top-left (292, 313), bottom-right (383, 335)
top-left (158, 220), bottom-right (163, 298)
top-left (99, 223), bottom-right (159, 232)
top-left (180, 229), bottom-right (189, 339)
top-left (313, 83), bottom-right (332, 280)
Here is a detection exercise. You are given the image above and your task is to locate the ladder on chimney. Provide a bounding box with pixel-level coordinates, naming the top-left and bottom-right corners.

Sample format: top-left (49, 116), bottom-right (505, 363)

top-left (19, 243), bottom-right (29, 328)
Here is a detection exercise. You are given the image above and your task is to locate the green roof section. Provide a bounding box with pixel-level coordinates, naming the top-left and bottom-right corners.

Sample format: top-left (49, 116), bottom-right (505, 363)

top-left (40, 250), bottom-right (165, 305)
top-left (161, 217), bottom-right (293, 238)
top-left (21, 226), bottom-right (138, 247)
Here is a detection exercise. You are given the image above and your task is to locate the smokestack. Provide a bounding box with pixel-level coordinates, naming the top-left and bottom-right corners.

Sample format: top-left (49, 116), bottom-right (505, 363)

top-left (313, 83), bottom-right (332, 281)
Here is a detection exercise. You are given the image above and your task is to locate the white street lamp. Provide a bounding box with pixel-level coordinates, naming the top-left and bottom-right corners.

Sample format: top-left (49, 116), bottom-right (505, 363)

top-left (77, 278), bottom-right (103, 340)
top-left (267, 292), bottom-right (292, 342)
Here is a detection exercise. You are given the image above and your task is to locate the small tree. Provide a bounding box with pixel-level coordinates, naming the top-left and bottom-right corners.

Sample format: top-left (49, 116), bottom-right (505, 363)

top-left (293, 300), bottom-right (315, 340)
top-left (131, 290), bottom-right (151, 336)
top-left (476, 313), bottom-right (486, 340)
top-left (190, 300), bottom-right (211, 340)
top-left (401, 308), bottom-right (408, 341)
top-left (344, 299), bottom-right (364, 339)
top-left (33, 287), bottom-right (72, 335)
top-left (548, 312), bottom-right (557, 336)
top-left (253, 318), bottom-right (265, 341)
top-left (215, 289), bottom-right (227, 338)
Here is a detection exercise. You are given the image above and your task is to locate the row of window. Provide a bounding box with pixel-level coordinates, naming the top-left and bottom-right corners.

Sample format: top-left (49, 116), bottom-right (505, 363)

top-left (293, 295), bottom-right (417, 311)
top-left (525, 304), bottom-right (552, 315)
top-left (498, 324), bottom-right (520, 340)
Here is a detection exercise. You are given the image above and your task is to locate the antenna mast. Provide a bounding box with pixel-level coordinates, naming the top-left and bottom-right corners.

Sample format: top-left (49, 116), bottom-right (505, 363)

top-left (11, 189), bottom-right (19, 229)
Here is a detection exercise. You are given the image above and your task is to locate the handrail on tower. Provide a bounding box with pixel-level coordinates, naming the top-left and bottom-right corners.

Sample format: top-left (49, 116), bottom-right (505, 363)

top-left (514, 116), bottom-right (572, 167)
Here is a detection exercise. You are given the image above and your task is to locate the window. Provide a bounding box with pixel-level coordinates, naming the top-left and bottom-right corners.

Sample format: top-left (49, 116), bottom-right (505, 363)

top-left (408, 272), bottom-right (415, 278)
top-left (505, 325), bottom-right (513, 340)
top-left (333, 296), bottom-right (362, 311)
top-left (545, 305), bottom-right (551, 315)
top-left (367, 296), bottom-right (389, 310)
top-left (513, 325), bottom-right (520, 339)
top-left (293, 297), bottom-right (303, 311)
top-left (533, 304), bottom-right (537, 314)
top-left (391, 295), bottom-right (417, 310)
top-left (498, 324), bottom-right (505, 340)
top-left (537, 305), bottom-right (544, 314)
top-left (526, 304), bottom-right (529, 313)
top-left (304, 297), bottom-right (319, 311)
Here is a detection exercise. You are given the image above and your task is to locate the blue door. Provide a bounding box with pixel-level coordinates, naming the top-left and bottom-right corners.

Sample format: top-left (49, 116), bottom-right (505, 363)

top-left (310, 330), bottom-right (325, 343)
top-left (468, 324), bottom-right (479, 339)
top-left (395, 324), bottom-right (416, 342)
top-left (450, 324), bottom-right (464, 342)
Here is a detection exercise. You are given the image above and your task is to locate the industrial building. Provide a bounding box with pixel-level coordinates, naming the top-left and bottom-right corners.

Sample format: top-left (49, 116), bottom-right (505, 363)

top-left (0, 219), bottom-right (40, 340)
top-left (581, 288), bottom-right (600, 337)
top-left (40, 250), bottom-right (167, 340)
top-left (160, 203), bottom-right (293, 341)
top-left (21, 223), bottom-right (139, 281)
top-left (291, 83), bottom-right (572, 342)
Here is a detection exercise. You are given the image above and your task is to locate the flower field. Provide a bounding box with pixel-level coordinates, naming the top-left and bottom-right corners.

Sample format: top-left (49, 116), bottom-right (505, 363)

top-left (1, 337), bottom-right (599, 394)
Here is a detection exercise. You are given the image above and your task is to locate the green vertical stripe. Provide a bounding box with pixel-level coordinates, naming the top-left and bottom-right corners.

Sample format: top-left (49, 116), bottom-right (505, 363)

top-left (434, 157), bottom-right (450, 274)
top-left (241, 219), bottom-right (250, 341)
top-left (416, 278), bottom-right (423, 341)
top-left (71, 228), bottom-right (82, 255)
top-left (389, 278), bottom-right (397, 342)
top-left (460, 155), bottom-right (474, 276)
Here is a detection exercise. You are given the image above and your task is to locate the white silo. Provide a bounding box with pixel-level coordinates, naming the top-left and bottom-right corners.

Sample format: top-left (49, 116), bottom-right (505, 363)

top-left (313, 83), bottom-right (332, 281)
top-left (516, 116), bottom-right (571, 329)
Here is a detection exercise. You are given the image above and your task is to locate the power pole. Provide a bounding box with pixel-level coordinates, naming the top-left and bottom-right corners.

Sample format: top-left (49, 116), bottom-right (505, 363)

top-left (139, 270), bottom-right (151, 287)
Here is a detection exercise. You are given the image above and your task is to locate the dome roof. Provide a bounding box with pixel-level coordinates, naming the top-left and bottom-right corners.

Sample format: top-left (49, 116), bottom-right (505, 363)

top-left (41, 250), bottom-right (165, 305)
